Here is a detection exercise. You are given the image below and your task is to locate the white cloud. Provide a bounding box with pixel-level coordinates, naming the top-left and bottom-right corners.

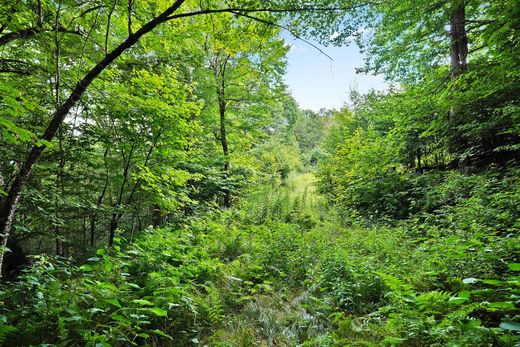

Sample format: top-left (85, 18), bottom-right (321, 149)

top-left (329, 32), bottom-right (341, 41)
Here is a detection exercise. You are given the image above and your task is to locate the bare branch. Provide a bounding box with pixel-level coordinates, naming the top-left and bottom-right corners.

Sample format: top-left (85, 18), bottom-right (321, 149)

top-left (166, 6), bottom-right (366, 20)
top-left (229, 11), bottom-right (333, 61)
top-left (465, 19), bottom-right (494, 25)
top-left (0, 58), bottom-right (34, 75)
top-left (105, 0), bottom-right (119, 53)
top-left (128, 0), bottom-right (133, 35)
top-left (0, 69), bottom-right (31, 75)
top-left (165, 5), bottom-right (367, 60)
top-left (0, 28), bottom-right (37, 46)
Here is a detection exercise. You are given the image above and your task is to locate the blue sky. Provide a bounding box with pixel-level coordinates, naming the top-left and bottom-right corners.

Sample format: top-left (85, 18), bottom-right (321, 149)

top-left (283, 35), bottom-right (387, 111)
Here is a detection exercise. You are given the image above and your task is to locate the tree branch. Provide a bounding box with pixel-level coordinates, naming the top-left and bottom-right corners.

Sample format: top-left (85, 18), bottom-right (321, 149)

top-left (229, 11), bottom-right (333, 61)
top-left (166, 6), bottom-right (365, 20)
top-left (0, 26), bottom-right (85, 46)
top-left (128, 0), bottom-right (133, 35)
top-left (0, 0), bottom-right (187, 275)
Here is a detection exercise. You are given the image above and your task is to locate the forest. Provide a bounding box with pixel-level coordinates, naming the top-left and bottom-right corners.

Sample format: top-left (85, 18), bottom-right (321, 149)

top-left (0, 0), bottom-right (518, 346)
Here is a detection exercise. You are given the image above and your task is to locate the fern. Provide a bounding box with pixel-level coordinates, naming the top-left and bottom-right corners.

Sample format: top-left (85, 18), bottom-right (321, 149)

top-left (415, 290), bottom-right (452, 314)
top-left (378, 273), bottom-right (415, 296)
top-left (440, 302), bottom-right (483, 326)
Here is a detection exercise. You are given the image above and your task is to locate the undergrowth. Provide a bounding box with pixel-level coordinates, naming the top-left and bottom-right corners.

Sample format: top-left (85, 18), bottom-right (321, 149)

top-left (0, 172), bottom-right (518, 346)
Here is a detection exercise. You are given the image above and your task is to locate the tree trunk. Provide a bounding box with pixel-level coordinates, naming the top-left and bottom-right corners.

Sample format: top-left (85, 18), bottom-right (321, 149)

top-left (450, 2), bottom-right (468, 81)
top-left (152, 204), bottom-right (163, 228)
top-left (54, 6), bottom-right (64, 257)
top-left (90, 149), bottom-right (110, 247)
top-left (82, 217), bottom-right (87, 247)
top-left (0, 0), bottom-right (187, 276)
top-left (218, 93), bottom-right (231, 208)
top-left (129, 211), bottom-right (136, 242)
top-left (1, 236), bottom-right (28, 279)
top-left (108, 214), bottom-right (118, 247)
top-left (449, 1), bottom-right (468, 122)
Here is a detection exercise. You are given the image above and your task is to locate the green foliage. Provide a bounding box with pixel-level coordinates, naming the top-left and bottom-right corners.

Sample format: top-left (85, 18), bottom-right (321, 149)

top-left (242, 172), bottom-right (324, 226)
top-left (0, 1), bottom-right (518, 346)
top-left (1, 230), bottom-right (219, 345)
top-left (253, 137), bottom-right (303, 183)
top-left (319, 125), bottom-right (411, 220)
top-left (2, 168), bottom-right (519, 346)
top-left (0, 324), bottom-right (16, 346)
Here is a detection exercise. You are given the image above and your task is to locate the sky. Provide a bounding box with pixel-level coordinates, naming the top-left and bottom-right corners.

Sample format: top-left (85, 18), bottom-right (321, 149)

top-left (283, 35), bottom-right (387, 111)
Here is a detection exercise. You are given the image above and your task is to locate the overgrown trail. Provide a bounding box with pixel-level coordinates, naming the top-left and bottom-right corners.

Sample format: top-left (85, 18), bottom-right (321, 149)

top-left (243, 172), bottom-right (324, 224)
top-left (204, 172), bottom-right (332, 345)
top-left (201, 171), bottom-right (520, 346)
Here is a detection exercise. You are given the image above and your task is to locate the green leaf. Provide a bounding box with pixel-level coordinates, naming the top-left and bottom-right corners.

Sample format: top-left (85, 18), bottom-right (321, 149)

top-left (507, 263), bottom-right (520, 271)
top-left (499, 321), bottom-right (520, 331)
top-left (449, 297), bottom-right (469, 305)
top-left (104, 298), bottom-right (122, 308)
top-left (35, 138), bottom-right (53, 147)
top-left (481, 279), bottom-right (504, 286)
top-left (487, 301), bottom-right (516, 310)
top-left (148, 307), bottom-right (167, 317)
top-left (98, 281), bottom-right (118, 291)
top-left (126, 283), bottom-right (141, 289)
top-left (132, 299), bottom-right (154, 306)
top-left (457, 291), bottom-right (471, 298)
top-left (87, 308), bottom-right (105, 314)
top-left (103, 261), bottom-right (113, 272)
top-left (151, 329), bottom-right (173, 340)
top-left (111, 313), bottom-right (131, 324)
top-left (79, 265), bottom-right (94, 272)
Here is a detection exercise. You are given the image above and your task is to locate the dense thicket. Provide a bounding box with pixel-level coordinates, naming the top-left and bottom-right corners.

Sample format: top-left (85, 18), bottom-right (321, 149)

top-left (0, 0), bottom-right (347, 274)
top-left (318, 0), bottom-right (519, 220)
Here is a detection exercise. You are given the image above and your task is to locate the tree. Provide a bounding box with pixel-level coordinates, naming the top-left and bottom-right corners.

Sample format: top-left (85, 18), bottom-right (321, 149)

top-left (317, 0), bottom-right (519, 220)
top-left (201, 13), bottom-right (287, 207)
top-left (352, 0), bottom-right (519, 165)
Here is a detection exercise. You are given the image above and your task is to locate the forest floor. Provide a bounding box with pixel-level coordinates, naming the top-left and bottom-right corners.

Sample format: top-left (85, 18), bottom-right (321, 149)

top-left (203, 173), bottom-right (335, 346)
top-left (200, 171), bottom-right (519, 346)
